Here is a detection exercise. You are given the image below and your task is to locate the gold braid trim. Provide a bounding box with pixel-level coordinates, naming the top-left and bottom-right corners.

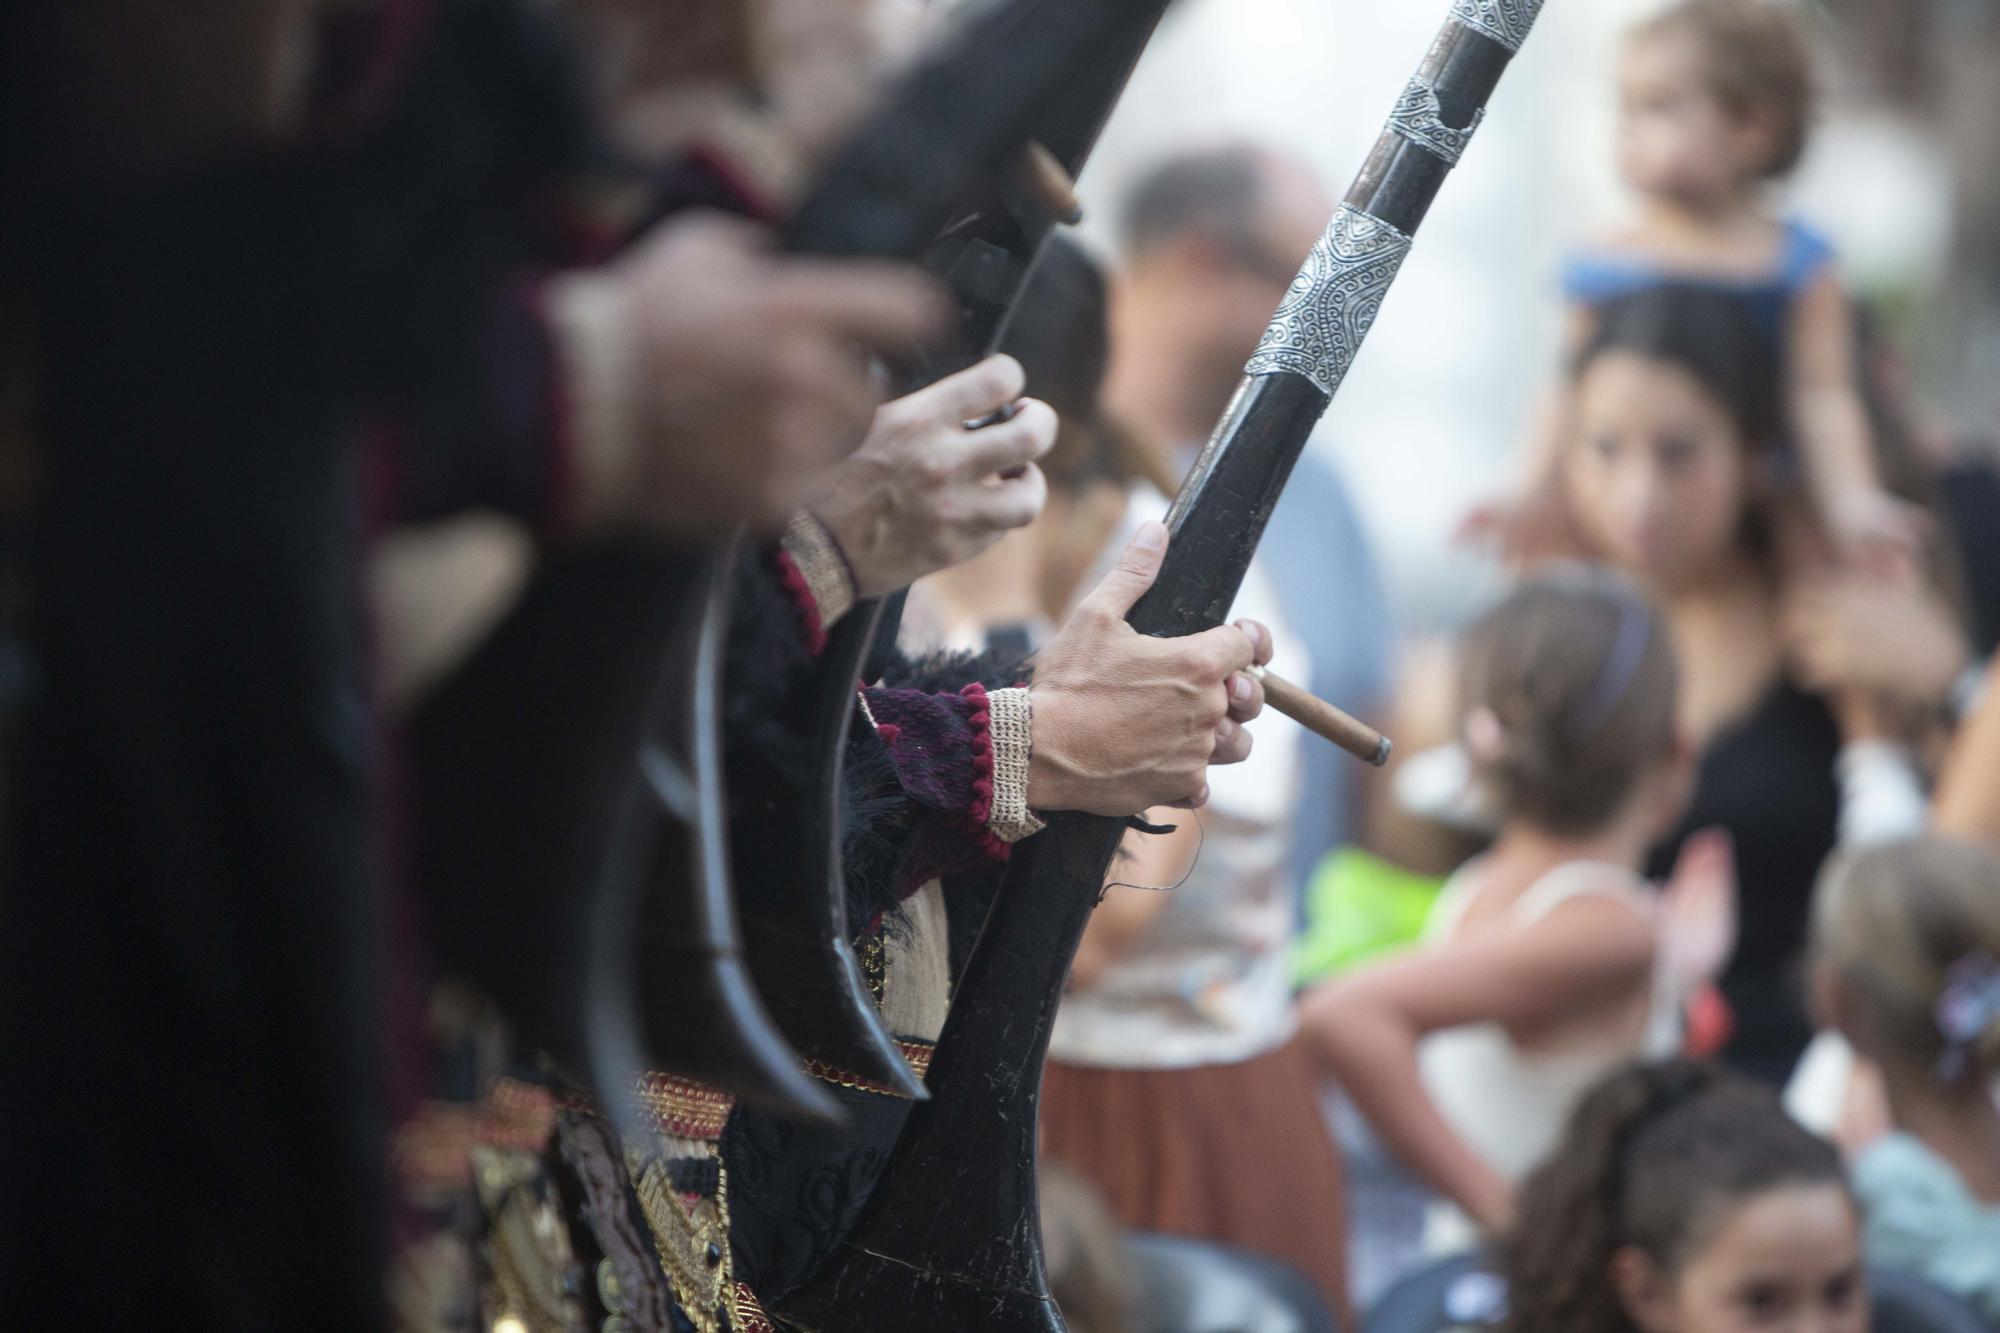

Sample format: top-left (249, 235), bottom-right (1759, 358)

top-left (631, 1072), bottom-right (735, 1142)
top-left (802, 1039), bottom-right (935, 1098)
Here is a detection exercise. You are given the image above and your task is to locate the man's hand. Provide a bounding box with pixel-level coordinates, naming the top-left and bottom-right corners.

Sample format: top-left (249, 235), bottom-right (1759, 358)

top-left (557, 211), bottom-right (945, 537)
top-left (806, 355), bottom-right (1055, 597)
top-left (1028, 522), bottom-right (1272, 815)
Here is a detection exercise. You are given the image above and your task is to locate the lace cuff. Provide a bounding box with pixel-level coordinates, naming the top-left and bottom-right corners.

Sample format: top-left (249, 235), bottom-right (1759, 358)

top-left (777, 511), bottom-right (856, 655)
top-left (984, 687), bottom-right (1045, 844)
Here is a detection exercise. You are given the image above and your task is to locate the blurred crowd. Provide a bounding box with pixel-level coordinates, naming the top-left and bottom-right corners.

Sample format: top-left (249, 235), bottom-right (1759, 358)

top-left (2, 1), bottom-right (1998, 1332)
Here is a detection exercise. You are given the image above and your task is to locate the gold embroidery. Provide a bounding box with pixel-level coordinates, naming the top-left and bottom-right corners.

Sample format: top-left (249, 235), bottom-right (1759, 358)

top-left (728, 1281), bottom-right (778, 1333)
top-left (628, 1144), bottom-right (733, 1333)
top-left (857, 931), bottom-right (889, 1007)
top-left (471, 1145), bottom-right (584, 1333)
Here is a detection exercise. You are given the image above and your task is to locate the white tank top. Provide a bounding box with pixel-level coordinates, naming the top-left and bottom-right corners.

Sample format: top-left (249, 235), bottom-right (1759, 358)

top-left (1417, 861), bottom-right (1681, 1186)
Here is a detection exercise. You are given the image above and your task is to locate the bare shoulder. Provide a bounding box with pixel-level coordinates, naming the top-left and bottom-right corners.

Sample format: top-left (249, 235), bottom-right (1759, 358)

top-left (1532, 879), bottom-right (1658, 956)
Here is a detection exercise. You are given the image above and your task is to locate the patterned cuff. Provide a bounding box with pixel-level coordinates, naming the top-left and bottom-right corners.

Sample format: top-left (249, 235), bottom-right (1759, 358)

top-left (984, 687), bottom-right (1045, 844)
top-left (542, 268), bottom-right (638, 532)
top-left (779, 511), bottom-right (857, 649)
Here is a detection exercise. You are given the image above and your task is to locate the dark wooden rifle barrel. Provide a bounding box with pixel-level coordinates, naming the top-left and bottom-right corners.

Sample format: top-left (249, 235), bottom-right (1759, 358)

top-left (729, 0), bottom-right (1172, 1102)
top-left (777, 2), bottom-right (1548, 1327)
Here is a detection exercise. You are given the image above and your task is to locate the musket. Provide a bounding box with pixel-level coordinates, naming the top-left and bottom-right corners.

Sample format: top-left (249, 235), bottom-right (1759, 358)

top-left (727, 0), bottom-right (1172, 1100)
top-left (406, 0), bottom-right (1171, 1128)
top-left (777, 2), bottom-right (1547, 1326)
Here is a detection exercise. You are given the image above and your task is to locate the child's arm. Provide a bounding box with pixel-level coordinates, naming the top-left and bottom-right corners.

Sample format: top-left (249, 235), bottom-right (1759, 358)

top-left (1789, 271), bottom-right (1913, 567)
top-left (1297, 890), bottom-right (1654, 1228)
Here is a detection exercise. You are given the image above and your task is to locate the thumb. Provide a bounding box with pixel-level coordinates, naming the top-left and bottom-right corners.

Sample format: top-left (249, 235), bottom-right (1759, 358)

top-left (1079, 521), bottom-right (1168, 620)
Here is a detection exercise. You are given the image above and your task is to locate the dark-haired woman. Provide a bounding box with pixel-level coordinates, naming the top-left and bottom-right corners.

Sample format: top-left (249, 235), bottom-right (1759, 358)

top-left (1301, 570), bottom-right (1727, 1251)
top-left (1500, 1059), bottom-right (1865, 1333)
top-left (1553, 288), bottom-right (1946, 1087)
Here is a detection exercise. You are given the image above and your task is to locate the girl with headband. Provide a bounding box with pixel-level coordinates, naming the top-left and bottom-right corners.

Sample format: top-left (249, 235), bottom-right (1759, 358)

top-left (1302, 568), bottom-right (1729, 1249)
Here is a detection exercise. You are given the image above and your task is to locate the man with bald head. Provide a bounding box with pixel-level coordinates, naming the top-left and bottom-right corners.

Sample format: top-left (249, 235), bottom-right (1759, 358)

top-left (1107, 145), bottom-right (1339, 453)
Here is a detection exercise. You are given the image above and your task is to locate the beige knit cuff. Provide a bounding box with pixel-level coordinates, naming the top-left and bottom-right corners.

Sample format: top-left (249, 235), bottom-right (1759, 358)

top-left (543, 268), bottom-right (639, 530)
top-left (782, 511), bottom-right (856, 632)
top-left (985, 687), bottom-right (1045, 844)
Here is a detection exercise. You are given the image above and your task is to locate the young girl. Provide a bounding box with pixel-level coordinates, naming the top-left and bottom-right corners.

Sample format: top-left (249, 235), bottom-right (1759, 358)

top-left (1475, 0), bottom-right (1911, 569)
top-left (1301, 569), bottom-right (1720, 1243)
top-left (1811, 837), bottom-right (2000, 1322)
top-left (1502, 1059), bottom-right (1867, 1333)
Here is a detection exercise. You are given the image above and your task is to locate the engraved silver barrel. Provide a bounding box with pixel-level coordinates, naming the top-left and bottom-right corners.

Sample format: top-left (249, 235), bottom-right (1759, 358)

top-left (1149, 0), bottom-right (1542, 636)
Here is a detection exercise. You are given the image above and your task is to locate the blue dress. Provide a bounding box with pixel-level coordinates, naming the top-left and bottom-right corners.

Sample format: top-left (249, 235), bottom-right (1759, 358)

top-left (1561, 218), bottom-right (1836, 352)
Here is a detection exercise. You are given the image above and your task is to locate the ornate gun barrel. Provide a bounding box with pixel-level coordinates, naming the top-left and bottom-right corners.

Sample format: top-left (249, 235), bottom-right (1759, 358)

top-left (776, 2), bottom-right (1546, 1328)
top-left (734, 0), bottom-right (1171, 1099)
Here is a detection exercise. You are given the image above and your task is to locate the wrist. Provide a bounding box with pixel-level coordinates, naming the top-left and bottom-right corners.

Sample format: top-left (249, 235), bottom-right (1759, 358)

top-left (804, 465), bottom-right (893, 599)
top-left (1024, 686), bottom-right (1081, 813)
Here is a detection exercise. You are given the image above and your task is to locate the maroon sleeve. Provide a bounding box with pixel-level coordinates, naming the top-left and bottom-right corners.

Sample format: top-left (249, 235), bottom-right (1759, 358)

top-left (862, 682), bottom-right (1012, 893)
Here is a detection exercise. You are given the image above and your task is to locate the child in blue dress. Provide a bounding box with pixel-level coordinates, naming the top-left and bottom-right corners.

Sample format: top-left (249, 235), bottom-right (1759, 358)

top-left (1472, 0), bottom-right (1916, 571)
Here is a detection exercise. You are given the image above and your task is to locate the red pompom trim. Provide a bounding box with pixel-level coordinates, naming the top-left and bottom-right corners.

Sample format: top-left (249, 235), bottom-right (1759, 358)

top-left (774, 549), bottom-right (829, 656)
top-left (958, 684), bottom-right (1011, 863)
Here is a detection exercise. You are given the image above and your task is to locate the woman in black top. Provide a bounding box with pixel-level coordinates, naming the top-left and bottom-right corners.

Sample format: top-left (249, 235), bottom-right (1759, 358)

top-left (1554, 289), bottom-right (1946, 1086)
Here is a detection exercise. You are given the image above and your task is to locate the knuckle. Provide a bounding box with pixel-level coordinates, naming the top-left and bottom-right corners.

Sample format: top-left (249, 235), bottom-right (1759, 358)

top-left (983, 353), bottom-right (1026, 401)
top-left (1019, 402), bottom-right (1059, 453)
